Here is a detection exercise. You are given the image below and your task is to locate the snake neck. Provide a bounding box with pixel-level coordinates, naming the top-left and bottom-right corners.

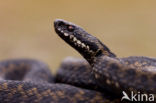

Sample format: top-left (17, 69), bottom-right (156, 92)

top-left (54, 19), bottom-right (116, 64)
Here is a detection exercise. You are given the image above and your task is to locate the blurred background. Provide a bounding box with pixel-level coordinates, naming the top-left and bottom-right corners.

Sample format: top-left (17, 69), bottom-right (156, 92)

top-left (0, 0), bottom-right (156, 72)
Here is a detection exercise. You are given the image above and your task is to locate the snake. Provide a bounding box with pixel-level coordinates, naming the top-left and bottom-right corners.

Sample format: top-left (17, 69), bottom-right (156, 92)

top-left (0, 19), bottom-right (155, 103)
top-left (54, 19), bottom-right (156, 100)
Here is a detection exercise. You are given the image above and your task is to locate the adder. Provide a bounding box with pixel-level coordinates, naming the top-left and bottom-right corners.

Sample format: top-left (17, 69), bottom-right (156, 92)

top-left (0, 19), bottom-right (155, 103)
top-left (54, 19), bottom-right (156, 100)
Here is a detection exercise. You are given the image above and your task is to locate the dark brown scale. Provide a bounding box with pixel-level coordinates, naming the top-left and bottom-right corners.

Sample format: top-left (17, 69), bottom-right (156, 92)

top-left (93, 56), bottom-right (156, 97)
top-left (55, 57), bottom-right (122, 101)
top-left (0, 59), bottom-right (120, 103)
top-left (54, 19), bottom-right (156, 100)
top-left (0, 80), bottom-right (115, 103)
top-left (121, 56), bottom-right (156, 67)
top-left (55, 57), bottom-right (97, 90)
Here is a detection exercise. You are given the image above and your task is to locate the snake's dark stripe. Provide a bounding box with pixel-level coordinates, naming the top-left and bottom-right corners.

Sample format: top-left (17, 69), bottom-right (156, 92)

top-left (54, 19), bottom-right (156, 98)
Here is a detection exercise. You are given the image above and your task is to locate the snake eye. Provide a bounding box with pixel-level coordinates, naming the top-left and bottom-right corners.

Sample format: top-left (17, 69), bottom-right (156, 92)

top-left (67, 25), bottom-right (75, 32)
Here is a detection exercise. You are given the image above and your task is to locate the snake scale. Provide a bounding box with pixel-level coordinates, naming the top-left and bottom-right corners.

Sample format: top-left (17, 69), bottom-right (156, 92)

top-left (0, 19), bottom-right (155, 103)
top-left (0, 59), bottom-right (116, 103)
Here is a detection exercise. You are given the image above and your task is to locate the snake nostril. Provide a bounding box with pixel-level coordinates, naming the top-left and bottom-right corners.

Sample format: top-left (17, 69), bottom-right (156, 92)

top-left (58, 21), bottom-right (65, 27)
top-left (54, 20), bottom-right (65, 28)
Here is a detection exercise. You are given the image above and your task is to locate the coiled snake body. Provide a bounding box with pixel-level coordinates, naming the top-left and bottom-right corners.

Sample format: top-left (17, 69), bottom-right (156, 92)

top-left (0, 59), bottom-right (112, 103)
top-left (0, 19), bottom-right (155, 103)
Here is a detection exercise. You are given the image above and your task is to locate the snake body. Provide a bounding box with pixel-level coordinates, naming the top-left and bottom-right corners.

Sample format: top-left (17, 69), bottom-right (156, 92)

top-left (0, 80), bottom-right (109, 103)
top-left (55, 57), bottom-right (97, 91)
top-left (54, 19), bottom-right (156, 99)
top-left (0, 59), bottom-right (116, 103)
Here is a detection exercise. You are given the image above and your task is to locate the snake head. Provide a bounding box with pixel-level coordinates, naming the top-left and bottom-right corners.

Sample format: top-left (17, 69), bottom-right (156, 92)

top-left (54, 19), bottom-right (116, 64)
